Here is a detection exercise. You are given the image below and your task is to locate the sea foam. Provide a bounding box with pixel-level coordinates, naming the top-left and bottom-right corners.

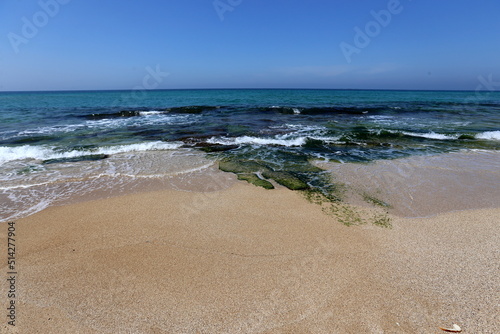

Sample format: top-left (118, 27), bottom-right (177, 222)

top-left (0, 141), bottom-right (183, 164)
top-left (476, 131), bottom-right (500, 140)
top-left (207, 135), bottom-right (307, 147)
top-left (401, 131), bottom-right (458, 140)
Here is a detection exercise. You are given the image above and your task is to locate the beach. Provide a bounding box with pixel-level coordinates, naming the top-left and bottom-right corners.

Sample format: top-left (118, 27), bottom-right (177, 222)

top-left (3, 0), bottom-right (500, 330)
top-left (1, 89), bottom-right (499, 333)
top-left (1, 151), bottom-right (499, 334)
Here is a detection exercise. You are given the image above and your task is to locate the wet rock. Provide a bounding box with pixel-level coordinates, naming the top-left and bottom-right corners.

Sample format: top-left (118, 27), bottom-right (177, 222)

top-left (237, 173), bottom-right (274, 189)
top-left (261, 170), bottom-right (309, 190)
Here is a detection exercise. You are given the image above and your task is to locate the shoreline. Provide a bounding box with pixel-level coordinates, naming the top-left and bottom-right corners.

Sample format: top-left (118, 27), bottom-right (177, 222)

top-left (318, 149), bottom-right (500, 218)
top-left (2, 149), bottom-right (499, 224)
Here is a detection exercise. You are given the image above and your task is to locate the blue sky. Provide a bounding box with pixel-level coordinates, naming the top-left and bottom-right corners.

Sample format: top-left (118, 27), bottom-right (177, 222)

top-left (0, 0), bottom-right (499, 91)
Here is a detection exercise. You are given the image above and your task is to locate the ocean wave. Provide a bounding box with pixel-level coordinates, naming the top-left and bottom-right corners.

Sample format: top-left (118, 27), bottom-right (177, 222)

top-left (85, 106), bottom-right (223, 119)
top-left (207, 135), bottom-right (307, 147)
top-left (139, 110), bottom-right (164, 116)
top-left (476, 131), bottom-right (500, 140)
top-left (0, 141), bottom-right (184, 164)
top-left (400, 131), bottom-right (458, 140)
top-left (85, 108), bottom-right (185, 119)
top-left (8, 114), bottom-right (196, 140)
top-left (309, 135), bottom-right (342, 143)
top-left (399, 130), bottom-right (500, 141)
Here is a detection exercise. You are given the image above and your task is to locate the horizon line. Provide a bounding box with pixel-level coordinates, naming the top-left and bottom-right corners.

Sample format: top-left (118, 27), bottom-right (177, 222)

top-left (0, 88), bottom-right (486, 94)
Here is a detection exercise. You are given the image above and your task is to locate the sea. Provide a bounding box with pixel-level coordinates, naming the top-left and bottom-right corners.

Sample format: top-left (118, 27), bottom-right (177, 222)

top-left (1, 89), bottom-right (499, 222)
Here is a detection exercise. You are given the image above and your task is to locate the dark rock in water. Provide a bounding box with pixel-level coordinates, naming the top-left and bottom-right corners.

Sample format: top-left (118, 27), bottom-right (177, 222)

top-left (117, 110), bottom-right (141, 117)
top-left (218, 158), bottom-right (313, 190)
top-left (261, 170), bottom-right (309, 190)
top-left (280, 160), bottom-right (324, 173)
top-left (63, 144), bottom-right (99, 152)
top-left (43, 154), bottom-right (109, 164)
top-left (237, 173), bottom-right (274, 189)
top-left (199, 145), bottom-right (239, 153)
top-left (219, 159), bottom-right (270, 174)
top-left (458, 134), bottom-right (475, 140)
top-left (86, 110), bottom-right (141, 120)
top-left (303, 138), bottom-right (325, 148)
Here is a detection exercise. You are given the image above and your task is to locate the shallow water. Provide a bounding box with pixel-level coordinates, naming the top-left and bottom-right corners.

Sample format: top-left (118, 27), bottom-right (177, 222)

top-left (318, 150), bottom-right (500, 217)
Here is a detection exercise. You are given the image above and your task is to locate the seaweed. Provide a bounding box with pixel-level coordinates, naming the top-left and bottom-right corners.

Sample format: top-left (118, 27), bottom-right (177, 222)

top-left (362, 193), bottom-right (392, 208)
top-left (237, 173), bottom-right (274, 189)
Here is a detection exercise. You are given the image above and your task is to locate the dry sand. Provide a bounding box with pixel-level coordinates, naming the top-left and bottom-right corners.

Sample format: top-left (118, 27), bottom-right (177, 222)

top-left (1, 151), bottom-right (499, 333)
top-left (0, 181), bottom-right (498, 334)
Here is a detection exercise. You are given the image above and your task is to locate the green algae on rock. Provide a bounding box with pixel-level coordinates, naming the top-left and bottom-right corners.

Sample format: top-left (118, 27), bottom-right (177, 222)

top-left (261, 170), bottom-right (309, 190)
top-left (237, 173), bottom-right (275, 189)
top-left (362, 193), bottom-right (392, 208)
top-left (218, 159), bottom-right (269, 174)
top-left (218, 158), bottom-right (310, 191)
top-left (198, 144), bottom-right (239, 153)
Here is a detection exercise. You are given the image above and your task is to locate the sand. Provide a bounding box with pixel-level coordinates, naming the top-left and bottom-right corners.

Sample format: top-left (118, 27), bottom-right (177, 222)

top-left (1, 152), bottom-right (499, 333)
top-left (0, 183), bottom-right (498, 333)
top-left (317, 150), bottom-right (500, 217)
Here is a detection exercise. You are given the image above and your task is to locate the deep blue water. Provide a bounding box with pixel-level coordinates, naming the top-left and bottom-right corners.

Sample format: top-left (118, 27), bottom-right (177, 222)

top-left (1, 89), bottom-right (499, 163)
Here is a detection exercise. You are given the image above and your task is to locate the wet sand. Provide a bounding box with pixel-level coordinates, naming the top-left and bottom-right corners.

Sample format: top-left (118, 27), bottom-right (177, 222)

top-left (318, 150), bottom-right (500, 217)
top-left (1, 152), bottom-right (499, 333)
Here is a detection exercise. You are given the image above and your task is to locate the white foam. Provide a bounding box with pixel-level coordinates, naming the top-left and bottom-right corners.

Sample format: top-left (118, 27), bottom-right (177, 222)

top-left (0, 198), bottom-right (52, 223)
top-left (14, 114), bottom-right (197, 138)
top-left (309, 135), bottom-right (342, 143)
top-left (0, 141), bottom-right (184, 164)
top-left (283, 124), bottom-right (327, 132)
top-left (207, 135), bottom-right (307, 147)
top-left (0, 180), bottom-right (54, 191)
top-left (139, 110), bottom-right (164, 116)
top-left (401, 131), bottom-right (457, 140)
top-left (96, 141), bottom-right (183, 155)
top-left (367, 115), bottom-right (394, 120)
top-left (476, 131), bottom-right (500, 140)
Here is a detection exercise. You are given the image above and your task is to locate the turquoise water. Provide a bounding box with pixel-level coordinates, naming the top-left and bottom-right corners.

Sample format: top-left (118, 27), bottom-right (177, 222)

top-left (1, 89), bottom-right (499, 221)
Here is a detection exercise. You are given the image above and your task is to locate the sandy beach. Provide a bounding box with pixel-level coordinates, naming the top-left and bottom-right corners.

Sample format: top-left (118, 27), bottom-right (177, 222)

top-left (3, 0), bottom-right (500, 332)
top-left (1, 153), bottom-right (499, 334)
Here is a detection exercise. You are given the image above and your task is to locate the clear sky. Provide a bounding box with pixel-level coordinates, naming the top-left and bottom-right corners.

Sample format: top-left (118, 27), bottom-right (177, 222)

top-left (0, 0), bottom-right (499, 91)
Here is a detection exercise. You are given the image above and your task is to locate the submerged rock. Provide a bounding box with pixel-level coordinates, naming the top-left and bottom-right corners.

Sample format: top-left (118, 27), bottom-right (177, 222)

top-left (237, 173), bottom-right (274, 189)
top-left (458, 134), bottom-right (475, 140)
top-left (218, 159), bottom-right (269, 174)
top-left (197, 143), bottom-right (239, 152)
top-left (86, 110), bottom-right (141, 119)
top-left (261, 170), bottom-right (309, 190)
top-left (218, 158), bottom-right (311, 190)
